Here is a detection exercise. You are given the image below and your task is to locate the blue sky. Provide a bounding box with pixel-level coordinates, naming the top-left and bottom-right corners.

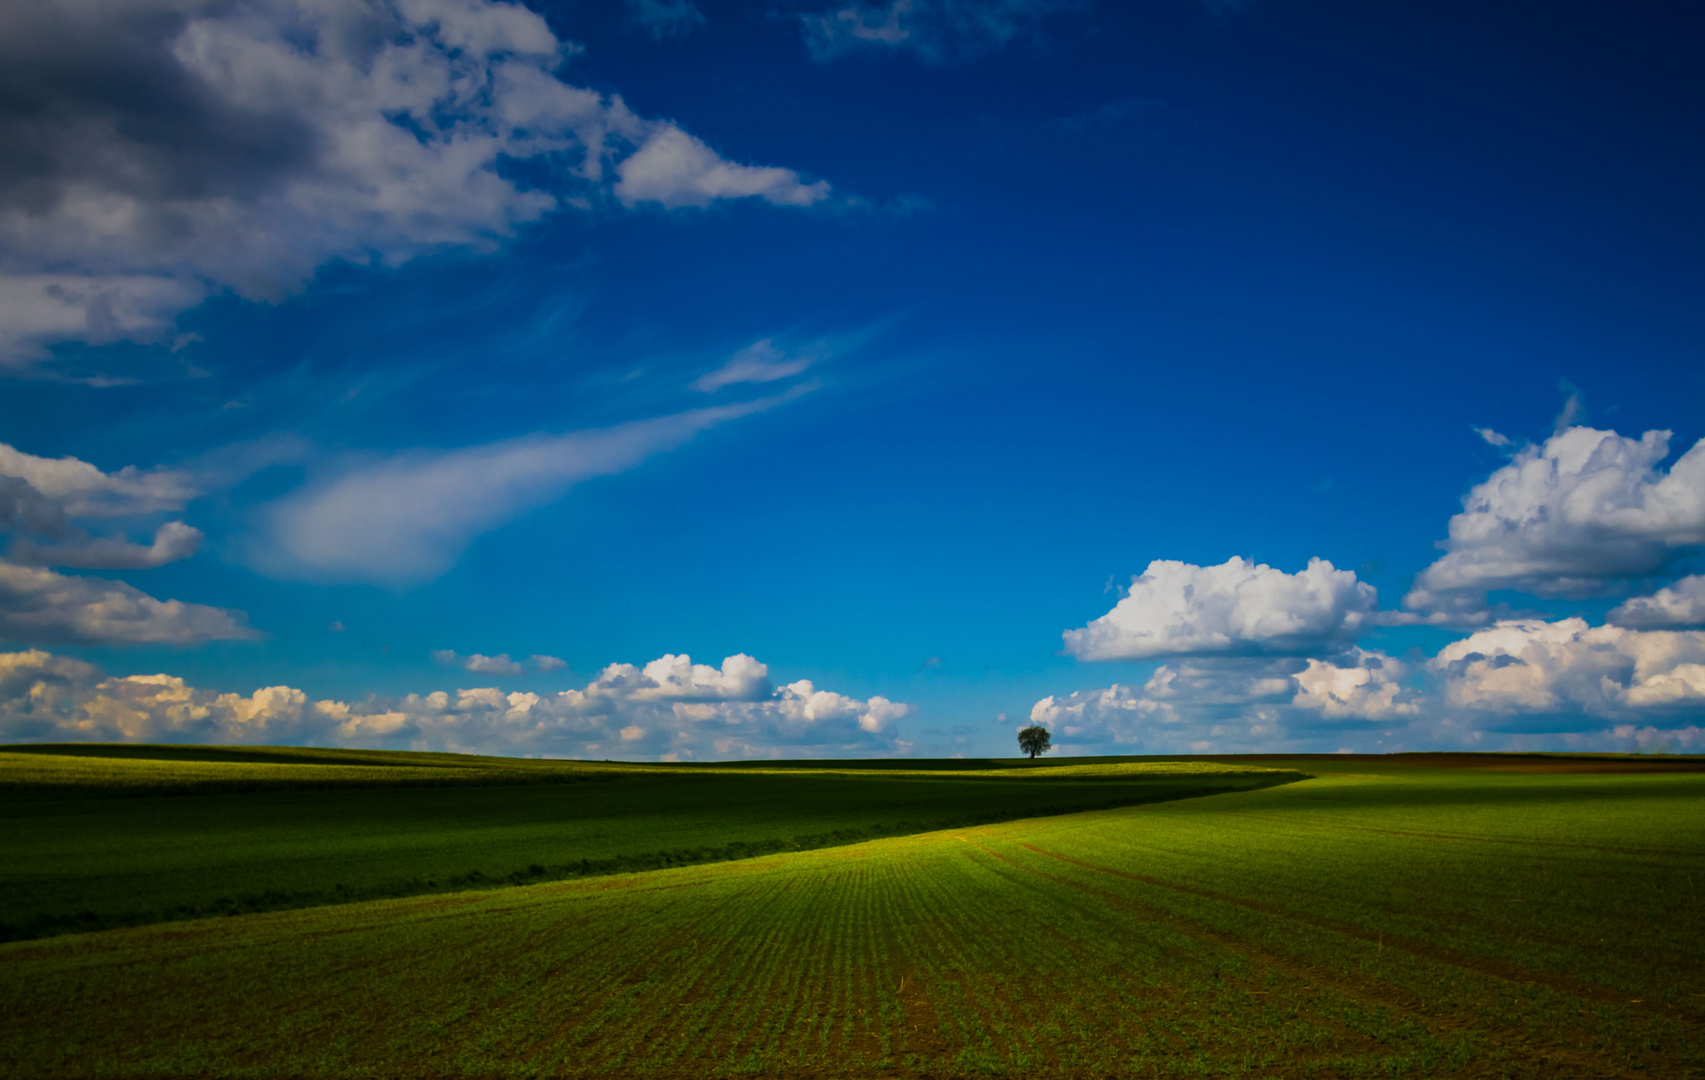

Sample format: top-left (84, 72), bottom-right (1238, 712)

top-left (1, 0), bottom-right (1702, 758)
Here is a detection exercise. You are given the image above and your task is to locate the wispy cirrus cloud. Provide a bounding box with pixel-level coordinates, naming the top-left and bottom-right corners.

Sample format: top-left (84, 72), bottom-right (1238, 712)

top-left (251, 390), bottom-right (807, 585)
top-left (624, 0), bottom-right (706, 39)
top-left (799, 0), bottom-right (1080, 63)
top-left (692, 339), bottom-right (820, 393)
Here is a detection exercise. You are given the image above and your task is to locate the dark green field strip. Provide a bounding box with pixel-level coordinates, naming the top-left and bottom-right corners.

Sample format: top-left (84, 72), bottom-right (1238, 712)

top-left (3, 765), bottom-right (1702, 1078)
top-left (0, 767), bottom-right (1288, 942)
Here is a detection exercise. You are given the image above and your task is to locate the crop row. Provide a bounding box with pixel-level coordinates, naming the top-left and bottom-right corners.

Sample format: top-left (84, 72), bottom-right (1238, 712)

top-left (2, 766), bottom-right (1701, 1077)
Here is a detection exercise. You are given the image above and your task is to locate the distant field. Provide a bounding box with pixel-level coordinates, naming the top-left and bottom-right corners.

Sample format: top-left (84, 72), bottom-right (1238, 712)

top-left (2, 753), bottom-right (1701, 1077)
top-left (0, 744), bottom-right (1295, 942)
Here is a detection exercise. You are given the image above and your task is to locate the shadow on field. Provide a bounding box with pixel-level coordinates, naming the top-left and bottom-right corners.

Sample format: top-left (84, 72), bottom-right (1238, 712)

top-left (0, 774), bottom-right (1304, 944)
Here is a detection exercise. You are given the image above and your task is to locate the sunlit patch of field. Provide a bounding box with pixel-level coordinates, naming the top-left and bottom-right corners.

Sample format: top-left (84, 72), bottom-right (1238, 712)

top-left (0, 744), bottom-right (1296, 791)
top-left (3, 757), bottom-right (1701, 1077)
top-left (0, 746), bottom-right (1300, 942)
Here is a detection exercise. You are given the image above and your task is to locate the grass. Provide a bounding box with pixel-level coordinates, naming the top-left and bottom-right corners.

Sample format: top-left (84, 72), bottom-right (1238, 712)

top-left (0, 744), bottom-right (1296, 942)
top-left (1, 751), bottom-right (1701, 1077)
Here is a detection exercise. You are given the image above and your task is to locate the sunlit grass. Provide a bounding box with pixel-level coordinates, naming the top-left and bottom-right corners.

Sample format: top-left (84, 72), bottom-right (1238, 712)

top-left (0, 745), bottom-right (1300, 942)
top-left (2, 750), bottom-right (1700, 1077)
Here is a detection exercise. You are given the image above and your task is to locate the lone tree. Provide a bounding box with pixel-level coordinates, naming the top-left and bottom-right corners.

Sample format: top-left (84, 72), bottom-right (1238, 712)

top-left (1017, 725), bottom-right (1052, 759)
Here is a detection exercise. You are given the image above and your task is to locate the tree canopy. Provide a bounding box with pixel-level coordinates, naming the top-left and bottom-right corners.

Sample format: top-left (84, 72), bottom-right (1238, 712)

top-left (1017, 725), bottom-right (1052, 759)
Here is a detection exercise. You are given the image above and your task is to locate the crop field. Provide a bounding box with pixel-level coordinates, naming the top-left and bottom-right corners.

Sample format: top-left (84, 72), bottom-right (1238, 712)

top-left (0, 745), bottom-right (1295, 942)
top-left (2, 753), bottom-right (1702, 1078)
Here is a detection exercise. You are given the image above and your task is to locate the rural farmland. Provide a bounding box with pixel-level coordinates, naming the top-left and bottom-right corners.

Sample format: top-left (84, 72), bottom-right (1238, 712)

top-left (4, 1), bottom-right (1704, 1076)
top-left (2, 748), bottom-right (1701, 1077)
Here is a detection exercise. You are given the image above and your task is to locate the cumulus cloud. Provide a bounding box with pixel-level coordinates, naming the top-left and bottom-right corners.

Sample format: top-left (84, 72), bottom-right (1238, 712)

top-left (1063, 557), bottom-right (1378, 661)
top-left (1432, 618), bottom-right (1705, 722)
top-left (530, 654), bottom-right (568, 672)
top-left (692, 339), bottom-right (818, 393)
top-left (0, 0), bottom-right (830, 365)
top-left (1608, 575), bottom-right (1705, 629)
top-left (1405, 426), bottom-right (1705, 619)
top-left (433, 650), bottom-right (524, 676)
top-left (0, 476), bottom-right (71, 538)
top-left (1030, 658), bottom-right (1302, 754)
top-left (12, 521), bottom-right (202, 570)
top-left (1028, 651), bottom-right (1427, 754)
top-left (1038, 421), bottom-right (1705, 752)
top-left (0, 441), bottom-right (250, 646)
top-left (253, 392), bottom-right (801, 584)
top-left (1292, 649), bottom-right (1423, 721)
top-left (0, 562), bottom-right (254, 646)
top-left (0, 442), bottom-right (197, 518)
top-left (0, 649), bottom-right (910, 757)
top-left (800, 0), bottom-right (1078, 63)
top-left (0, 445), bottom-right (204, 569)
top-left (1033, 617), bottom-right (1705, 753)
top-left (624, 0), bottom-right (705, 39)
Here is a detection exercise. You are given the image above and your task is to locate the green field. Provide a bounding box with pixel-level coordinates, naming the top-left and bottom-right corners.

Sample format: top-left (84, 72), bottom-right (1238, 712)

top-left (2, 749), bottom-right (1703, 1078)
top-left (0, 744), bottom-right (1296, 942)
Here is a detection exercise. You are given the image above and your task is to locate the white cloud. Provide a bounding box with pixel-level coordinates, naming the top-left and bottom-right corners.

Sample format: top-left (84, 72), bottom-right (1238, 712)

top-left (0, 649), bottom-right (910, 757)
top-left (253, 393), bottom-right (800, 584)
top-left (1063, 557), bottom-right (1378, 661)
top-left (530, 654), bottom-right (568, 672)
top-left (12, 521), bottom-right (202, 570)
top-left (692, 339), bottom-right (817, 393)
top-left (0, 561), bottom-right (254, 646)
top-left (0, 0), bottom-right (831, 366)
top-left (0, 275), bottom-right (211, 365)
top-left (0, 441), bottom-right (251, 645)
top-left (1030, 658), bottom-right (1300, 754)
top-left (433, 650), bottom-right (524, 676)
top-left (1034, 618), bottom-right (1705, 752)
top-left (1432, 618), bottom-right (1705, 721)
top-left (1037, 423), bottom-right (1705, 752)
top-left (614, 126), bottom-right (829, 210)
top-left (1608, 575), bottom-right (1705, 629)
top-left (624, 0), bottom-right (705, 39)
top-left (0, 442), bottom-right (197, 518)
top-left (1292, 648), bottom-right (1422, 720)
top-left (1405, 426), bottom-right (1705, 619)
top-left (800, 0), bottom-right (1076, 63)
top-left (1474, 427), bottom-right (1511, 447)
top-left (1027, 652), bottom-right (1421, 754)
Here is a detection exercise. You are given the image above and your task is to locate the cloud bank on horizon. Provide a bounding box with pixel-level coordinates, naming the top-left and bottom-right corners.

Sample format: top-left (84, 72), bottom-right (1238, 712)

top-left (6, 418), bottom-right (1702, 756)
top-left (1034, 424), bottom-right (1705, 756)
top-left (0, 648), bottom-right (909, 759)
